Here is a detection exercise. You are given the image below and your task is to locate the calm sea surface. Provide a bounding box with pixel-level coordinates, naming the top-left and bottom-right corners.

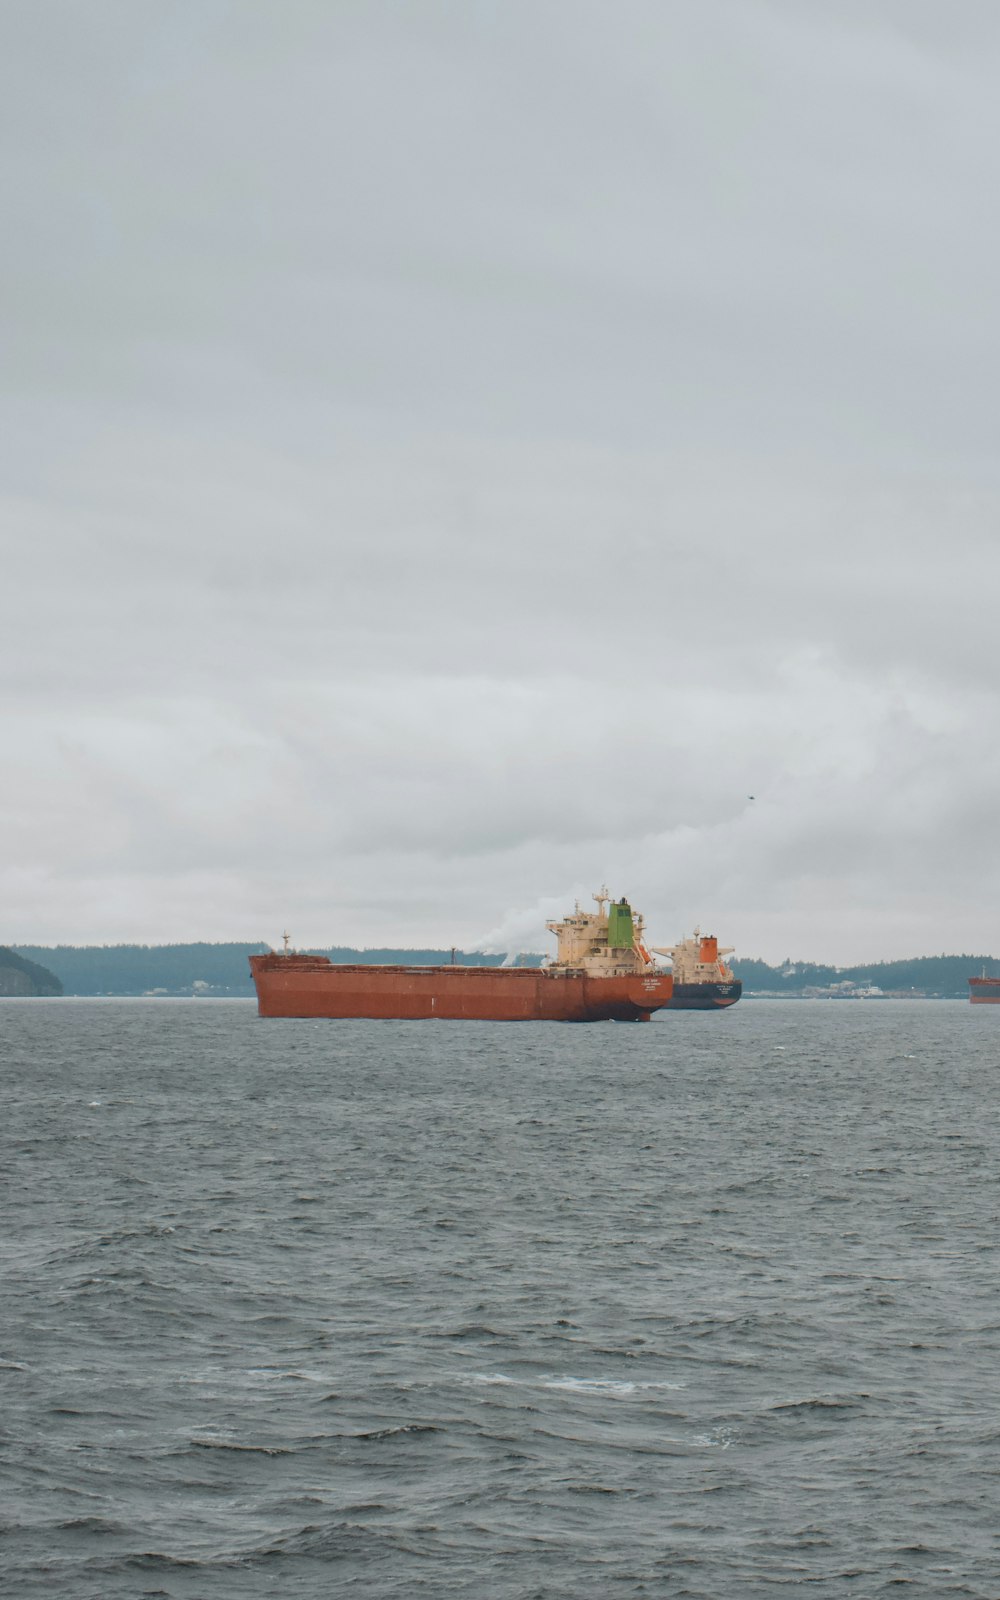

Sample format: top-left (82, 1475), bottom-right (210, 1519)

top-left (3, 999), bottom-right (1000, 1598)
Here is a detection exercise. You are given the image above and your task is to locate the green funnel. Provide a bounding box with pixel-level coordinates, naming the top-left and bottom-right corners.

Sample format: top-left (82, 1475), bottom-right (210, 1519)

top-left (607, 898), bottom-right (634, 950)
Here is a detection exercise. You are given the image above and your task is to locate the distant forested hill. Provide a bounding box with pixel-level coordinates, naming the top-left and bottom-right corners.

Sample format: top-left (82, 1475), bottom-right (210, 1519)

top-left (0, 947), bottom-right (62, 996)
top-left (10, 945), bottom-right (991, 998)
top-left (731, 954), bottom-right (995, 997)
top-left (12, 944), bottom-right (269, 996)
top-left (12, 944), bottom-right (543, 996)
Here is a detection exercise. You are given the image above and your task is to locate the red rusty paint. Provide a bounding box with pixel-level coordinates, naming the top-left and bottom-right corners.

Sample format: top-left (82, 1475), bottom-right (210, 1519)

top-left (249, 955), bottom-right (672, 1022)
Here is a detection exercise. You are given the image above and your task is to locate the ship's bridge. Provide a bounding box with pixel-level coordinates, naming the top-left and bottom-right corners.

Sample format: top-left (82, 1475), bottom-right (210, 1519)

top-left (546, 889), bottom-right (654, 976)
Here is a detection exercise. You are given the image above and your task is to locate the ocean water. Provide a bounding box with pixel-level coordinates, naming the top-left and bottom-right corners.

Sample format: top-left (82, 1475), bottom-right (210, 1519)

top-left (3, 998), bottom-right (1000, 1598)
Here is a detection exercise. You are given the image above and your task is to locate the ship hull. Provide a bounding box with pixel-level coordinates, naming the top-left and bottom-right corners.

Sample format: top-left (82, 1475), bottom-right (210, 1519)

top-left (969, 978), bottom-right (1000, 1004)
top-left (667, 980), bottom-right (742, 1010)
top-left (249, 956), bottom-right (672, 1022)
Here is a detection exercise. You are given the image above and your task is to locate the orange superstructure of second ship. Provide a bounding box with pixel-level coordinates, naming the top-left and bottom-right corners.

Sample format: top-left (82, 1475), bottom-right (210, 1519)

top-left (249, 890), bottom-right (672, 1022)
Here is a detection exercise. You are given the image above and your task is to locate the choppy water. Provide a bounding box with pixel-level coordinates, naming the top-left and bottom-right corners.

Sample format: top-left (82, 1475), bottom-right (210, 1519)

top-left (3, 999), bottom-right (1000, 1597)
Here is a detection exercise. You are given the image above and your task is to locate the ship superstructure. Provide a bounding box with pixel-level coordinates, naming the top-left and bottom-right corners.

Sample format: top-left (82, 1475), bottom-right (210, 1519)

top-left (546, 888), bottom-right (655, 976)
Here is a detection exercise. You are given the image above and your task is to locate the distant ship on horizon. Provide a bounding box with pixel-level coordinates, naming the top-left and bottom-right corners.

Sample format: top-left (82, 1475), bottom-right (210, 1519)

top-left (969, 970), bottom-right (1000, 1004)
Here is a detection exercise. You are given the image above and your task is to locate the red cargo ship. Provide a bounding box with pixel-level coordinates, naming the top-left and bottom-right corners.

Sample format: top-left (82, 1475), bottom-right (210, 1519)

top-left (250, 891), bottom-right (673, 1022)
top-left (969, 972), bottom-right (1000, 1003)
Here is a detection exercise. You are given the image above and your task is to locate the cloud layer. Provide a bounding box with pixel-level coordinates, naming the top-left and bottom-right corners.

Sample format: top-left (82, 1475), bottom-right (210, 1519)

top-left (4, 2), bottom-right (1000, 961)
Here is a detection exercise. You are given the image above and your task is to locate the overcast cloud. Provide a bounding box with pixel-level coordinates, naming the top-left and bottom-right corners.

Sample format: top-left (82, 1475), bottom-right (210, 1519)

top-left (3, 0), bottom-right (1000, 962)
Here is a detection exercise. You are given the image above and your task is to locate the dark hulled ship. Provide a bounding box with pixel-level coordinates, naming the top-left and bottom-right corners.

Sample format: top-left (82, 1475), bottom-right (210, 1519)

top-left (651, 931), bottom-right (742, 1010)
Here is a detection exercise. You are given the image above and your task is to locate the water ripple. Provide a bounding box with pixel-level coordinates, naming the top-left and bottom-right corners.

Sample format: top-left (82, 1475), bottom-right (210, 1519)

top-left (2, 998), bottom-right (999, 1597)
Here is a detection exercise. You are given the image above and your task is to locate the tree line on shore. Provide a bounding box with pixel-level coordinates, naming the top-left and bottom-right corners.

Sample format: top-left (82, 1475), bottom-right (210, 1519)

top-left (8, 943), bottom-right (996, 997)
top-left (734, 954), bottom-right (995, 996)
top-left (10, 944), bottom-right (541, 995)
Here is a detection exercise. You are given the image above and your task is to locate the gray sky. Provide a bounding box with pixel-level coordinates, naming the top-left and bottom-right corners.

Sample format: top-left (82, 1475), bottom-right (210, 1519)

top-left (4, 0), bottom-right (1000, 962)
